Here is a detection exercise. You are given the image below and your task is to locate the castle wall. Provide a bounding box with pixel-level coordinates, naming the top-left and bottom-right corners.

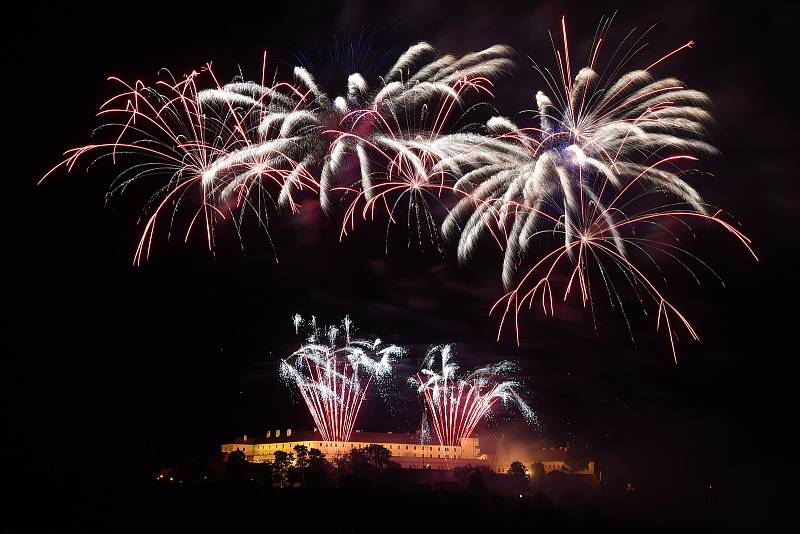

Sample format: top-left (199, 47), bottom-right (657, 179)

top-left (220, 432), bottom-right (576, 473)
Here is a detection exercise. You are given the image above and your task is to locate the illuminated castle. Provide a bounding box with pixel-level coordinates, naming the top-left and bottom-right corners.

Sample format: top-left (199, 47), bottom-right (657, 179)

top-left (222, 428), bottom-right (592, 475)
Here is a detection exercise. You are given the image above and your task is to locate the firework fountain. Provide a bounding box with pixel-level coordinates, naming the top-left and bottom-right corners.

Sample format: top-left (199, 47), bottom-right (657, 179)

top-left (411, 345), bottom-right (537, 446)
top-left (280, 315), bottom-right (406, 442)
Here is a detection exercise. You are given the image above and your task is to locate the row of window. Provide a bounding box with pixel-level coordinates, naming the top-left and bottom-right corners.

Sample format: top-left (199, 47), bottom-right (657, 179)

top-left (251, 442), bottom-right (461, 452)
top-left (384, 445), bottom-right (457, 452)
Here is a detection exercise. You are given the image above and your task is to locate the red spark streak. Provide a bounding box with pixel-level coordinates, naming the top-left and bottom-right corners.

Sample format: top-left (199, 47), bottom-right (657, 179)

top-left (416, 373), bottom-right (503, 447)
top-left (288, 353), bottom-right (373, 443)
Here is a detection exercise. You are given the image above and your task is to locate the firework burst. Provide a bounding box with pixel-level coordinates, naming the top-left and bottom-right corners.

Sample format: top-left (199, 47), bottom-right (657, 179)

top-left (330, 44), bottom-right (513, 249)
top-left (203, 43), bottom-right (514, 249)
top-left (40, 22), bottom-right (753, 361)
top-left (41, 58), bottom-right (319, 264)
top-left (43, 44), bottom-right (513, 260)
top-left (410, 345), bottom-right (537, 447)
top-left (280, 315), bottom-right (406, 442)
top-left (425, 17), bottom-right (757, 360)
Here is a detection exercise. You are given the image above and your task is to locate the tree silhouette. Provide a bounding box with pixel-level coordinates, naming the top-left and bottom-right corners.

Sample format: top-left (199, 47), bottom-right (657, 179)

top-left (363, 444), bottom-right (399, 470)
top-left (227, 449), bottom-right (247, 482)
top-left (453, 465), bottom-right (474, 489)
top-left (508, 461), bottom-right (527, 481)
top-left (508, 460), bottom-right (529, 492)
top-left (286, 445), bottom-right (333, 488)
top-left (305, 447), bottom-right (333, 488)
top-left (289, 445), bottom-right (310, 485)
top-left (272, 450), bottom-right (294, 488)
top-left (467, 468), bottom-right (487, 493)
top-left (530, 462), bottom-right (545, 486)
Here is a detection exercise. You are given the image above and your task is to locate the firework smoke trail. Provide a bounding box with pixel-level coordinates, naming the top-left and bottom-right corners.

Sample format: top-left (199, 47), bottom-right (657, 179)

top-left (422, 17), bottom-right (757, 360)
top-left (41, 58), bottom-right (319, 264)
top-left (280, 316), bottom-right (406, 442)
top-left (410, 345), bottom-right (537, 447)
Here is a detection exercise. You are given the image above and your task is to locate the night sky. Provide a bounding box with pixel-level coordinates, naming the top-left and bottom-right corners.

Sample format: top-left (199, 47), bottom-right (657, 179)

top-left (9, 0), bottom-right (796, 526)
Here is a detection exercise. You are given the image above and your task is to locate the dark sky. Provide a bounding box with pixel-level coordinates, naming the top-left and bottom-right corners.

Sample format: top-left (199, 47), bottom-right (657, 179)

top-left (9, 0), bottom-right (797, 524)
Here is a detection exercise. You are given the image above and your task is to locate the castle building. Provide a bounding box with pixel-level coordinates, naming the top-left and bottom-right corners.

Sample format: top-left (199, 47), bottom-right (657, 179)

top-left (221, 428), bottom-right (594, 475)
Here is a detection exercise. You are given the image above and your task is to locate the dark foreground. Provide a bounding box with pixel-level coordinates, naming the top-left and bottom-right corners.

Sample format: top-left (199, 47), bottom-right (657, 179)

top-left (13, 473), bottom-right (748, 532)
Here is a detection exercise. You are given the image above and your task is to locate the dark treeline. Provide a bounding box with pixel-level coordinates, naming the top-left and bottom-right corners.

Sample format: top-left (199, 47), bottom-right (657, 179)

top-left (223, 443), bottom-right (401, 489)
top-left (17, 444), bottom-right (731, 532)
